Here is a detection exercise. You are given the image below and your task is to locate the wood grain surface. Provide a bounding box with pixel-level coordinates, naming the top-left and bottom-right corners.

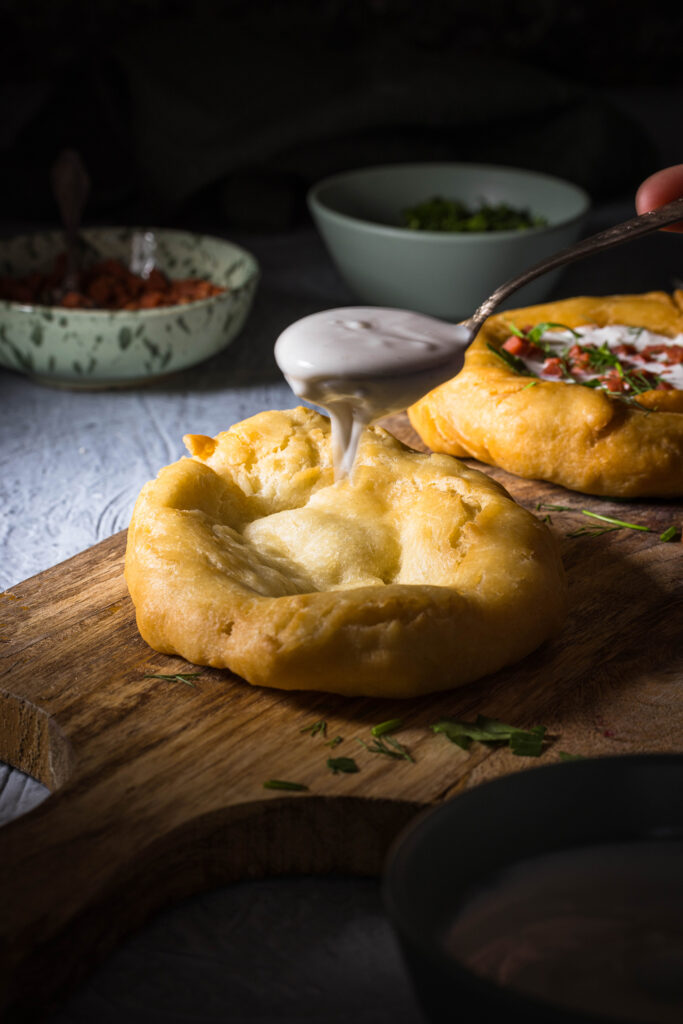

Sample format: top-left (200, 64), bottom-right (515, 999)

top-left (1, 412), bottom-right (682, 1021)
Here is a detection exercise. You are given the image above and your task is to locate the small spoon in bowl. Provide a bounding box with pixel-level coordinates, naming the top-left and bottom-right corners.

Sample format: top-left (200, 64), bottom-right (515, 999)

top-left (50, 148), bottom-right (90, 300)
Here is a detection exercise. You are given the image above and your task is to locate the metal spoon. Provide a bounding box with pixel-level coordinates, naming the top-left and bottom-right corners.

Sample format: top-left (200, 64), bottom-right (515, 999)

top-left (463, 195), bottom-right (683, 340)
top-left (50, 149), bottom-right (90, 298)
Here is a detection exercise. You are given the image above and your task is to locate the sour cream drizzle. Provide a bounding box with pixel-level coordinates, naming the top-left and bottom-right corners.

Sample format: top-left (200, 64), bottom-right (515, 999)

top-left (275, 307), bottom-right (470, 477)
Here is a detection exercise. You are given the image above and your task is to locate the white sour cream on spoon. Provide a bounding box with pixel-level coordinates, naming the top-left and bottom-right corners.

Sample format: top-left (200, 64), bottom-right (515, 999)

top-left (275, 307), bottom-right (470, 477)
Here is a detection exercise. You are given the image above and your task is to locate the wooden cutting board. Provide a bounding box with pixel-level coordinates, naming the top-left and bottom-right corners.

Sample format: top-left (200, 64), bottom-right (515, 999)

top-left (1, 413), bottom-right (681, 1021)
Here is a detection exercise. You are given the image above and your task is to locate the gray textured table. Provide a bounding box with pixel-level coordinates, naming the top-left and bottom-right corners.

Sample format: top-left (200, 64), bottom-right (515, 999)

top-left (2, 210), bottom-right (682, 1022)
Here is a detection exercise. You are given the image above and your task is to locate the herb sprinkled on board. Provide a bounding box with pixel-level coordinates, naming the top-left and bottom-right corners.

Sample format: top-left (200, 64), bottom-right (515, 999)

top-left (263, 779), bottom-right (309, 792)
top-left (433, 715), bottom-right (546, 757)
top-left (371, 718), bottom-right (403, 737)
top-left (358, 734), bottom-right (415, 762)
top-left (327, 756), bottom-right (359, 775)
top-left (536, 503), bottom-right (679, 541)
top-left (144, 672), bottom-right (201, 687)
top-left (300, 719), bottom-right (327, 738)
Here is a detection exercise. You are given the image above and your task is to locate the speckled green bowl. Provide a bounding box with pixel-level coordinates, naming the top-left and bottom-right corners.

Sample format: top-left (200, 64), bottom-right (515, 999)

top-left (0, 227), bottom-right (259, 387)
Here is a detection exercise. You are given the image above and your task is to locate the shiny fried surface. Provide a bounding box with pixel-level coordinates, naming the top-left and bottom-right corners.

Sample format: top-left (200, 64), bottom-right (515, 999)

top-left (125, 408), bottom-right (566, 697)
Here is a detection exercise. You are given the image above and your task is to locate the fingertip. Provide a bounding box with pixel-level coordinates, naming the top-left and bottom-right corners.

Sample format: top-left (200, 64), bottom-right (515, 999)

top-left (636, 165), bottom-right (683, 231)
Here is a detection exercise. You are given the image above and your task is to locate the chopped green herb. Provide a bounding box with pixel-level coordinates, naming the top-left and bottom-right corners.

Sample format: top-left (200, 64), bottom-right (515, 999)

top-left (537, 502), bottom-right (574, 512)
top-left (402, 197), bottom-right (547, 233)
top-left (536, 504), bottom-right (677, 543)
top-left (581, 510), bottom-right (650, 532)
top-left (432, 715), bottom-right (546, 757)
top-left (567, 524), bottom-right (621, 538)
top-left (508, 321), bottom-right (581, 349)
top-left (583, 341), bottom-right (622, 373)
top-left (300, 719), bottom-right (327, 738)
top-left (558, 751), bottom-right (587, 762)
top-left (509, 727), bottom-right (546, 758)
top-left (371, 718), bottom-right (403, 737)
top-left (326, 735), bottom-right (343, 748)
top-left (358, 735), bottom-right (415, 762)
top-left (327, 756), bottom-right (359, 775)
top-left (504, 321), bottom-right (668, 405)
top-left (486, 342), bottom-right (537, 376)
top-left (263, 779), bottom-right (308, 791)
top-left (521, 380), bottom-right (538, 390)
top-left (144, 672), bottom-right (201, 688)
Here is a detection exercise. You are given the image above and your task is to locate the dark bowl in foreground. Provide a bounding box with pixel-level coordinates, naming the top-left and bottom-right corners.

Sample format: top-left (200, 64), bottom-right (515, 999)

top-left (383, 755), bottom-right (683, 1024)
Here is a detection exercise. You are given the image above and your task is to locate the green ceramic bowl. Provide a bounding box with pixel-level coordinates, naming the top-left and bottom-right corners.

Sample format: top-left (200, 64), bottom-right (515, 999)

top-left (0, 227), bottom-right (259, 387)
top-left (309, 163), bottom-right (590, 321)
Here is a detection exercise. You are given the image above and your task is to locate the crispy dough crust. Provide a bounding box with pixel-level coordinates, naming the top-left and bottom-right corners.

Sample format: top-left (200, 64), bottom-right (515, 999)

top-left (125, 408), bottom-right (566, 698)
top-left (409, 292), bottom-right (683, 497)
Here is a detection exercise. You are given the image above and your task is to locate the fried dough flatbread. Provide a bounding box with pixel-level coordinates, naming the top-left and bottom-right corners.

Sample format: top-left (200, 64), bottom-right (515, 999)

top-left (125, 408), bottom-right (566, 698)
top-left (409, 293), bottom-right (683, 497)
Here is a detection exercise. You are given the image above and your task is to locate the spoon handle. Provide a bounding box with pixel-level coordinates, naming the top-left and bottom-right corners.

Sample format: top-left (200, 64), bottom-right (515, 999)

top-left (50, 149), bottom-right (90, 293)
top-left (464, 195), bottom-right (683, 337)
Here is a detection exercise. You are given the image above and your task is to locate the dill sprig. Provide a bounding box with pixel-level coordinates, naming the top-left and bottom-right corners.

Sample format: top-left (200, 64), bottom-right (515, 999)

top-left (536, 503), bottom-right (678, 542)
top-left (357, 734), bottom-right (415, 763)
top-left (263, 779), bottom-right (308, 792)
top-left (300, 719), bottom-right (327, 738)
top-left (486, 341), bottom-right (536, 376)
top-left (144, 672), bottom-right (201, 688)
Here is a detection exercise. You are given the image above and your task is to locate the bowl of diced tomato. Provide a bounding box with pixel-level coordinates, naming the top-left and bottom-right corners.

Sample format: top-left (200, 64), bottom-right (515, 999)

top-left (0, 227), bottom-right (259, 386)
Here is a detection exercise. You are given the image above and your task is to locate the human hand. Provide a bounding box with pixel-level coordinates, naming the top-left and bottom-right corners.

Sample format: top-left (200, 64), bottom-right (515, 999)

top-left (636, 165), bottom-right (683, 232)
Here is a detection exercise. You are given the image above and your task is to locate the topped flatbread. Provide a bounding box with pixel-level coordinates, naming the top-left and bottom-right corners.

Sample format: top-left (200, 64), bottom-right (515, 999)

top-left (409, 292), bottom-right (683, 497)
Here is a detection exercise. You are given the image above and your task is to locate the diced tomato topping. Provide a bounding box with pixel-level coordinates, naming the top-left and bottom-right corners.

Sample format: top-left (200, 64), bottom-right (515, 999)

top-left (641, 343), bottom-right (683, 364)
top-left (661, 345), bottom-right (683, 364)
top-left (543, 356), bottom-right (564, 376)
top-left (614, 343), bottom-right (637, 356)
top-left (61, 291), bottom-right (92, 308)
top-left (569, 351), bottom-right (592, 372)
top-left (502, 335), bottom-right (527, 356)
top-left (599, 370), bottom-right (628, 392)
top-left (656, 379), bottom-right (674, 391)
top-left (502, 335), bottom-right (543, 359)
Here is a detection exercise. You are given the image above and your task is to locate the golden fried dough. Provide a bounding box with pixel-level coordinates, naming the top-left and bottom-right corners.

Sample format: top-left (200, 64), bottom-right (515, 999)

top-left (409, 293), bottom-right (683, 497)
top-left (125, 408), bottom-right (566, 698)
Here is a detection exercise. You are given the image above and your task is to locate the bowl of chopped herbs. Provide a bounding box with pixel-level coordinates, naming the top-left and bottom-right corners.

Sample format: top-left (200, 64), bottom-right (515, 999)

top-left (309, 163), bottom-right (589, 320)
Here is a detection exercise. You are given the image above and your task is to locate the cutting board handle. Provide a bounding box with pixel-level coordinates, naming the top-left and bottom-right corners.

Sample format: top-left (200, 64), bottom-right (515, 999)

top-left (0, 773), bottom-right (417, 1020)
